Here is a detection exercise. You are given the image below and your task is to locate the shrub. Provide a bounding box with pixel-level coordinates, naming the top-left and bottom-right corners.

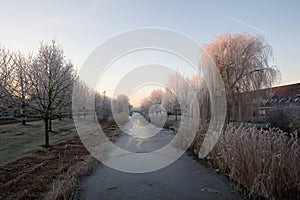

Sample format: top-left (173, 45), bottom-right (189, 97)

top-left (266, 106), bottom-right (300, 133)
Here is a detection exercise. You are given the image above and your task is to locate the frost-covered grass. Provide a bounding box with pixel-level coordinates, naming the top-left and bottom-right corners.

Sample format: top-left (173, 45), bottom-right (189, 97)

top-left (0, 119), bottom-right (77, 164)
top-left (195, 124), bottom-right (300, 199)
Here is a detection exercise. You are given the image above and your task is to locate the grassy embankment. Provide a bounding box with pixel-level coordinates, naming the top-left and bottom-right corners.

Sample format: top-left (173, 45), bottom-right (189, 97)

top-left (0, 119), bottom-right (77, 165)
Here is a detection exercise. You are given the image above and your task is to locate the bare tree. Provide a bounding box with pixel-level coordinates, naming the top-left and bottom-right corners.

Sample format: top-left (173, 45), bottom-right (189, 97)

top-left (9, 51), bottom-right (33, 124)
top-left (51, 60), bottom-right (75, 122)
top-left (28, 40), bottom-right (75, 147)
top-left (112, 94), bottom-right (130, 125)
top-left (201, 33), bottom-right (280, 122)
top-left (74, 84), bottom-right (113, 122)
top-left (113, 94), bottom-right (130, 114)
top-left (73, 79), bottom-right (93, 118)
top-left (0, 46), bottom-right (15, 103)
top-left (162, 86), bottom-right (176, 115)
top-left (149, 89), bottom-right (164, 104)
top-left (189, 75), bottom-right (211, 124)
top-left (164, 71), bottom-right (191, 120)
top-left (140, 96), bottom-right (152, 119)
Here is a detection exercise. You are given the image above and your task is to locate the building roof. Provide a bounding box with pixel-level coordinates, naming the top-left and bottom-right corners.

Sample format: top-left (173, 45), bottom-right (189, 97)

top-left (260, 83), bottom-right (300, 105)
top-left (271, 83), bottom-right (300, 99)
top-left (240, 83), bottom-right (300, 105)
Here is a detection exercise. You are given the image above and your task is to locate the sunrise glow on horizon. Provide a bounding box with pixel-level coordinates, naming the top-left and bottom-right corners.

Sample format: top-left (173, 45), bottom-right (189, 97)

top-left (1, 0), bottom-right (299, 106)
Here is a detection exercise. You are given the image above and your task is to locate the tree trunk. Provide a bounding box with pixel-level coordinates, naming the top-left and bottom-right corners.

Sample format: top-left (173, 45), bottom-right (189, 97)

top-left (49, 117), bottom-right (52, 132)
top-left (22, 115), bottom-right (26, 125)
top-left (21, 107), bottom-right (26, 125)
top-left (225, 103), bottom-right (231, 125)
top-left (44, 116), bottom-right (50, 147)
top-left (225, 90), bottom-right (234, 125)
top-left (58, 109), bottom-right (62, 120)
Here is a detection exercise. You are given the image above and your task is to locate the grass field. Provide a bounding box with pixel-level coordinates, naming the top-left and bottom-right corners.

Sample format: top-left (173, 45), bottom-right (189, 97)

top-left (0, 119), bottom-right (78, 165)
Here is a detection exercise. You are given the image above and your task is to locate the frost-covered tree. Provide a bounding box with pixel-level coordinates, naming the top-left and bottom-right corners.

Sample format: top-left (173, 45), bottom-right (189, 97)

top-left (28, 40), bottom-right (75, 147)
top-left (189, 75), bottom-right (211, 124)
top-left (201, 33), bottom-right (280, 122)
top-left (149, 89), bottom-right (164, 105)
top-left (0, 46), bottom-right (14, 102)
top-left (162, 86), bottom-right (177, 115)
top-left (52, 60), bottom-right (75, 122)
top-left (72, 79), bottom-right (92, 118)
top-left (112, 94), bottom-right (130, 125)
top-left (10, 51), bottom-right (33, 125)
top-left (164, 71), bottom-right (191, 118)
top-left (95, 91), bottom-right (112, 121)
top-left (113, 94), bottom-right (129, 114)
top-left (140, 89), bottom-right (164, 118)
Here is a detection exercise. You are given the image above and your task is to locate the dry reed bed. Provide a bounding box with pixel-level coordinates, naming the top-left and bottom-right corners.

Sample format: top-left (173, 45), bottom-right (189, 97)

top-left (199, 124), bottom-right (300, 199)
top-left (45, 155), bottom-right (97, 200)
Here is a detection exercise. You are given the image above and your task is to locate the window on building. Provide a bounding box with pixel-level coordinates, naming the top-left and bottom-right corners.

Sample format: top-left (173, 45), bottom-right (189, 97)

top-left (259, 108), bottom-right (266, 116)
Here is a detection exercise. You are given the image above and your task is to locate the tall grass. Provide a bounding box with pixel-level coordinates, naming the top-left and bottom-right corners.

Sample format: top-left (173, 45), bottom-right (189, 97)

top-left (196, 124), bottom-right (300, 199)
top-left (45, 155), bottom-right (97, 200)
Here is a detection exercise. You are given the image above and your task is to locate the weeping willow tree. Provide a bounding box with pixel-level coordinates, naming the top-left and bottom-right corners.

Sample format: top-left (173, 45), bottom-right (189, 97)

top-left (201, 33), bottom-right (280, 122)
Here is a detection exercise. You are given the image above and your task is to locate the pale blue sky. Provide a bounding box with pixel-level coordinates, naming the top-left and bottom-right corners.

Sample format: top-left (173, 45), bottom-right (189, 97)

top-left (1, 0), bottom-right (299, 87)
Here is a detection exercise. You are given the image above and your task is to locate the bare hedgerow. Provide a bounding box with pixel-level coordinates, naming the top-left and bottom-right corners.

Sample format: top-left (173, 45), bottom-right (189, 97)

top-left (198, 124), bottom-right (299, 199)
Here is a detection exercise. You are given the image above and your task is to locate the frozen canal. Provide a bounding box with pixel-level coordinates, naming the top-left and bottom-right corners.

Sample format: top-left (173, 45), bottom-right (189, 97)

top-left (78, 113), bottom-right (242, 200)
